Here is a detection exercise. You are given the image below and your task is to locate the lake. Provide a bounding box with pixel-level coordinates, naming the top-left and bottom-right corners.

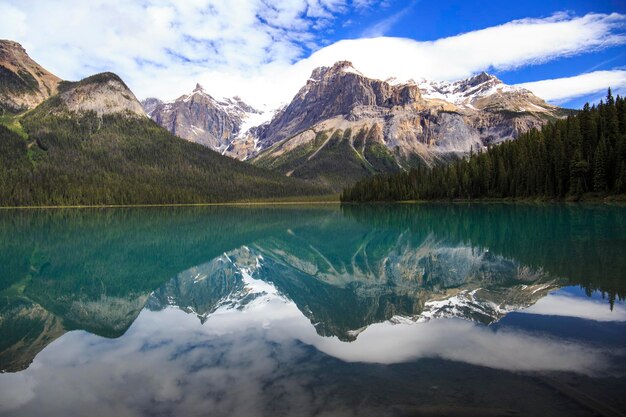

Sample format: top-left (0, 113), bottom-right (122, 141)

top-left (0, 203), bottom-right (625, 417)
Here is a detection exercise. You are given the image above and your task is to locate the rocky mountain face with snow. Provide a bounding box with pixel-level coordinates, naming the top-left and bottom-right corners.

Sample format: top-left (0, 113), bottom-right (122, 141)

top-left (0, 39), bottom-right (61, 113)
top-left (249, 62), bottom-right (566, 190)
top-left (142, 85), bottom-right (266, 154)
top-left (143, 60), bottom-right (566, 190)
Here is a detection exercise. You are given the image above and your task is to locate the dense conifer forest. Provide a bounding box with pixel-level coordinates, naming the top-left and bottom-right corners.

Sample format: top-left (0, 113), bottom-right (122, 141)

top-left (341, 90), bottom-right (626, 202)
top-left (0, 109), bottom-right (329, 206)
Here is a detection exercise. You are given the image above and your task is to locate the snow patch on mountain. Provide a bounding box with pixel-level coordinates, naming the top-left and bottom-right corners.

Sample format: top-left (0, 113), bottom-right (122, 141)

top-left (419, 73), bottom-right (522, 108)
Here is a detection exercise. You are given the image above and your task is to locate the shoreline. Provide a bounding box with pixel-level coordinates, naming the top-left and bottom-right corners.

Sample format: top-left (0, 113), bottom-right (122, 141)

top-left (340, 194), bottom-right (626, 205)
top-left (0, 200), bottom-right (342, 210)
top-left (3, 198), bottom-right (626, 209)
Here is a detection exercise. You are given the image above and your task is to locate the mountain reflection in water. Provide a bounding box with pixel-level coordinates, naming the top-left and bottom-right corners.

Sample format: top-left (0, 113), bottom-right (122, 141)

top-left (0, 204), bottom-right (625, 417)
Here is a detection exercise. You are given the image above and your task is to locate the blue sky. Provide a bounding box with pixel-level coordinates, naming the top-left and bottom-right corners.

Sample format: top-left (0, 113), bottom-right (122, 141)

top-left (0, 0), bottom-right (625, 109)
top-left (336, 0), bottom-right (626, 107)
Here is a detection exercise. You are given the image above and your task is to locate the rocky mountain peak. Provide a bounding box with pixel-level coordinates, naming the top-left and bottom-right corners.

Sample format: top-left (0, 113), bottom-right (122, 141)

top-left (257, 61), bottom-right (424, 147)
top-left (465, 71), bottom-right (500, 87)
top-left (328, 60), bottom-right (362, 76)
top-left (0, 39), bottom-right (61, 113)
top-left (0, 39), bottom-right (27, 54)
top-left (417, 70), bottom-right (556, 114)
top-left (310, 60), bottom-right (363, 82)
top-left (56, 72), bottom-right (146, 117)
top-left (142, 84), bottom-right (267, 153)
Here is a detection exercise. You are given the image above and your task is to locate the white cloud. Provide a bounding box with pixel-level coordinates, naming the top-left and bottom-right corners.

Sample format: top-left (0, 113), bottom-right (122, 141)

top-left (516, 70), bottom-right (626, 104)
top-left (0, 291), bottom-right (616, 416)
top-left (188, 12), bottom-right (626, 108)
top-left (0, 3), bottom-right (26, 40)
top-left (291, 12), bottom-right (626, 93)
top-left (520, 292), bottom-right (626, 321)
top-left (0, 2), bottom-right (625, 109)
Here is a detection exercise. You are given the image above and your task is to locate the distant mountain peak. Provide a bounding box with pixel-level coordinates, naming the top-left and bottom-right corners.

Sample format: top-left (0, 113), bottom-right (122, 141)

top-left (330, 60), bottom-right (359, 73)
top-left (142, 84), bottom-right (270, 154)
top-left (467, 71), bottom-right (500, 85)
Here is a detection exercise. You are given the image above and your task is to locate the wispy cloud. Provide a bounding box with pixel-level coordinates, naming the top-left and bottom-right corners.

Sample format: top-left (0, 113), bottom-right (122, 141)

top-left (0, 0), bottom-right (353, 76)
top-left (0, 3), bottom-right (625, 109)
top-left (516, 70), bottom-right (626, 104)
top-left (361, 0), bottom-right (417, 37)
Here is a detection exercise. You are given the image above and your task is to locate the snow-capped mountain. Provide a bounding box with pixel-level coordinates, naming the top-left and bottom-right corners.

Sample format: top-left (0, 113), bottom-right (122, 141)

top-left (148, 239), bottom-right (561, 342)
top-left (245, 61), bottom-right (568, 190)
top-left (142, 84), bottom-right (272, 154)
top-left (144, 62), bottom-right (566, 174)
top-left (417, 72), bottom-right (559, 113)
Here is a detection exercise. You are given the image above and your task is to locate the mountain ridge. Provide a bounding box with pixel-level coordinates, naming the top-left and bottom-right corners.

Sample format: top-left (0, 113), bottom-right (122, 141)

top-left (0, 39), bottom-right (62, 113)
top-left (0, 40), bottom-right (332, 206)
top-left (143, 60), bottom-right (568, 190)
top-left (247, 61), bottom-right (567, 190)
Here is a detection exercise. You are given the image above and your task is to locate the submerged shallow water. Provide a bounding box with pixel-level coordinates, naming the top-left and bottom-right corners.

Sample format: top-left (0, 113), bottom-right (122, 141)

top-left (0, 203), bottom-right (625, 417)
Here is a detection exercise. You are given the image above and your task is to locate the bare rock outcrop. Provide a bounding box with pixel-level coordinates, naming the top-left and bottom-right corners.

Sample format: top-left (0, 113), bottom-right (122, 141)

top-left (57, 72), bottom-right (146, 117)
top-left (0, 39), bottom-right (61, 113)
top-left (142, 85), bottom-right (263, 153)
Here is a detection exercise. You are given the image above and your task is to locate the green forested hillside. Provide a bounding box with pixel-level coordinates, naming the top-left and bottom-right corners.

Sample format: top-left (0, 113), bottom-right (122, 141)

top-left (0, 109), bottom-right (330, 206)
top-left (342, 90), bottom-right (626, 202)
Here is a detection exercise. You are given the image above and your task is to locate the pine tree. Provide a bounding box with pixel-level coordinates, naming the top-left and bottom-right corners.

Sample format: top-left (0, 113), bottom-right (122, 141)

top-left (593, 137), bottom-right (608, 192)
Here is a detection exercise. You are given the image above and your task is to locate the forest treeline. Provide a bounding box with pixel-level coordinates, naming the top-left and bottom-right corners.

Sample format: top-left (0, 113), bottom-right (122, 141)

top-left (341, 89), bottom-right (626, 201)
top-left (0, 109), bottom-right (329, 206)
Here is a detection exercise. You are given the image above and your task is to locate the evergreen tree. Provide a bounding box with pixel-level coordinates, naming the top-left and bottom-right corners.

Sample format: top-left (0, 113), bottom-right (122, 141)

top-left (593, 137), bottom-right (608, 192)
top-left (341, 89), bottom-right (626, 202)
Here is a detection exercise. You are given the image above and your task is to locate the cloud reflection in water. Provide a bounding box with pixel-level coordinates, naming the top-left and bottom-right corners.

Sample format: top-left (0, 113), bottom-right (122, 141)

top-left (0, 276), bottom-right (622, 417)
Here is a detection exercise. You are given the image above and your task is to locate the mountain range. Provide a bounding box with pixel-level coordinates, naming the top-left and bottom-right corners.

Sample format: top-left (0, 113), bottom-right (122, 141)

top-left (0, 39), bottom-right (570, 201)
top-left (0, 40), bottom-right (328, 206)
top-left (143, 61), bottom-right (568, 190)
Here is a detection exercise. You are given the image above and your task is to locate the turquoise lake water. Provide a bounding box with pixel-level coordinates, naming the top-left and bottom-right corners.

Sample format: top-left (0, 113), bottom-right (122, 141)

top-left (0, 203), bottom-right (625, 416)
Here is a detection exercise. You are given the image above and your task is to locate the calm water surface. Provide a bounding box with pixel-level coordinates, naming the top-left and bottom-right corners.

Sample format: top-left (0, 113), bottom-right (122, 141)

top-left (0, 203), bottom-right (625, 417)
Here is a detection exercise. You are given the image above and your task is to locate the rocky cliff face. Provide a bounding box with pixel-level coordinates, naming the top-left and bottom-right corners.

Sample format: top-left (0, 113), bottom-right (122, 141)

top-left (245, 61), bottom-right (567, 190)
top-left (142, 85), bottom-right (265, 153)
top-left (255, 61), bottom-right (424, 148)
top-left (54, 72), bottom-right (146, 117)
top-left (0, 40), bottom-right (61, 113)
